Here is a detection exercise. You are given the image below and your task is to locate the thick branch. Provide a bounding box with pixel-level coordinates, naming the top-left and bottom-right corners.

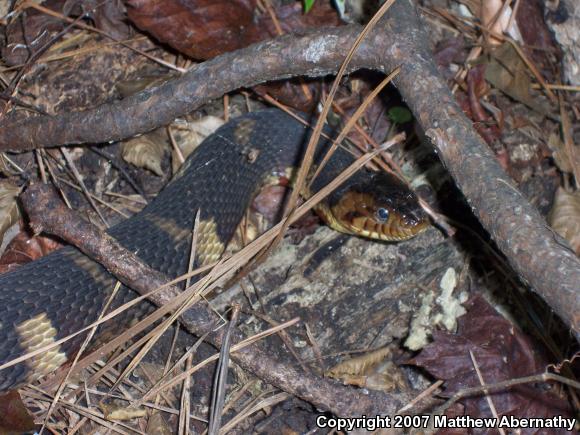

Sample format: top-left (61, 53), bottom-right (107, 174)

top-left (2, 2), bottom-right (578, 334)
top-left (21, 183), bottom-right (410, 417)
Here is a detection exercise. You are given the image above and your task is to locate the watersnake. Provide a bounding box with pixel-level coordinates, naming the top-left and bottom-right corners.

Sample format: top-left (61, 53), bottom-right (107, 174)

top-left (0, 109), bottom-right (428, 391)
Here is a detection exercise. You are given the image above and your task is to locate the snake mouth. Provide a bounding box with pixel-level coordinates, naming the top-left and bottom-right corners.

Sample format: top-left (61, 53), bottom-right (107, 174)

top-left (341, 213), bottom-right (429, 241)
top-left (325, 189), bottom-right (429, 241)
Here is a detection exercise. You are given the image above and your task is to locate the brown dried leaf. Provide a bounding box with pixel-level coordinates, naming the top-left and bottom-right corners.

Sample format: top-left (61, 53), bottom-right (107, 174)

top-left (547, 132), bottom-right (577, 174)
top-left (0, 391), bottom-right (37, 434)
top-left (127, 0), bottom-right (340, 59)
top-left (548, 187), bottom-right (580, 255)
top-left (434, 37), bottom-right (465, 72)
top-left (481, 0), bottom-right (521, 45)
top-left (126, 0), bottom-right (257, 59)
top-left (467, 64), bottom-right (501, 145)
top-left (91, 0), bottom-right (131, 40)
top-left (146, 411), bottom-right (173, 435)
top-left (126, 0), bottom-right (340, 110)
top-left (326, 347), bottom-right (407, 392)
top-left (326, 347), bottom-right (392, 378)
top-left (121, 130), bottom-right (168, 176)
top-left (0, 181), bottom-right (21, 247)
top-left (100, 402), bottom-right (147, 421)
top-left (408, 295), bottom-right (573, 433)
top-left (0, 231), bottom-right (63, 274)
top-left (1, 0), bottom-right (64, 66)
top-left (516, 0), bottom-right (559, 67)
top-left (484, 43), bottom-right (534, 107)
top-left (0, 2), bottom-right (11, 20)
top-left (171, 116), bottom-right (224, 173)
top-left (252, 185), bottom-right (288, 222)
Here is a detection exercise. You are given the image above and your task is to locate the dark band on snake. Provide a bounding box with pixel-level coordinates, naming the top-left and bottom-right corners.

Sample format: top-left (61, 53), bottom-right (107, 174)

top-left (0, 109), bottom-right (427, 391)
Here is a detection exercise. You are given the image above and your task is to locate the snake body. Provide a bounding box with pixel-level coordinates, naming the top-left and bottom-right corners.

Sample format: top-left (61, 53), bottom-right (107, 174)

top-left (0, 109), bottom-right (427, 391)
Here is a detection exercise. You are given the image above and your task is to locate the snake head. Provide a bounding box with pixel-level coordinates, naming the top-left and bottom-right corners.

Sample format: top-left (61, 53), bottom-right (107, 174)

top-left (327, 171), bottom-right (429, 241)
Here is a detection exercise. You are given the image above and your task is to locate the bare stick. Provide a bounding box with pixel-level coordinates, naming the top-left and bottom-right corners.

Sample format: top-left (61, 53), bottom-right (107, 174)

top-left (3, 1), bottom-right (578, 337)
top-left (21, 182), bottom-right (412, 418)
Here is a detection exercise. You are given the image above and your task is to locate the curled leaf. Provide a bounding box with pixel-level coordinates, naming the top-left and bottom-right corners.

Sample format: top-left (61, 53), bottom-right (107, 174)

top-left (548, 187), bottom-right (580, 255)
top-left (480, 0), bottom-right (522, 44)
top-left (326, 347), bottom-right (392, 378)
top-left (325, 347), bottom-right (407, 392)
top-left (121, 130), bottom-right (168, 176)
top-left (547, 132), bottom-right (578, 174)
top-left (171, 116), bottom-right (224, 173)
top-left (0, 181), bottom-right (21, 246)
top-left (100, 402), bottom-right (147, 421)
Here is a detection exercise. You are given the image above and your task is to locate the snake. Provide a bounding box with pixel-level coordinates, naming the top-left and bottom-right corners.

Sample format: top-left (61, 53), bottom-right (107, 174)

top-left (0, 109), bottom-right (428, 392)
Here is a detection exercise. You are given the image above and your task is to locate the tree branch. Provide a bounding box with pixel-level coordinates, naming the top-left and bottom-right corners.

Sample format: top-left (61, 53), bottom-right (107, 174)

top-left (2, 1), bottom-right (578, 337)
top-left (21, 183), bottom-right (412, 417)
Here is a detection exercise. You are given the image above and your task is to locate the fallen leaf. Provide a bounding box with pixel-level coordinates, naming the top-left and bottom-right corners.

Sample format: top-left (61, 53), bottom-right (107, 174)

top-left (126, 0), bottom-right (341, 110)
top-left (484, 43), bottom-right (532, 104)
top-left (480, 0), bottom-right (522, 44)
top-left (547, 132), bottom-right (578, 174)
top-left (482, 43), bottom-right (552, 116)
top-left (408, 295), bottom-right (574, 434)
top-left (0, 231), bottom-right (63, 274)
top-left (325, 347), bottom-right (407, 392)
top-left (146, 411), bottom-right (173, 435)
top-left (0, 391), bottom-right (37, 434)
top-left (121, 130), bottom-right (168, 176)
top-left (387, 106), bottom-right (412, 124)
top-left (326, 347), bottom-right (392, 378)
top-left (89, 0), bottom-right (131, 40)
top-left (0, 181), bottom-right (21, 247)
top-left (548, 187), bottom-right (580, 255)
top-left (515, 0), bottom-right (559, 67)
top-left (171, 116), bottom-right (224, 173)
top-left (434, 36), bottom-right (465, 76)
top-left (126, 0), bottom-right (257, 59)
top-left (100, 402), bottom-right (147, 421)
top-left (251, 185), bottom-right (288, 222)
top-left (467, 64), bottom-right (501, 144)
top-left (1, 0), bottom-right (64, 66)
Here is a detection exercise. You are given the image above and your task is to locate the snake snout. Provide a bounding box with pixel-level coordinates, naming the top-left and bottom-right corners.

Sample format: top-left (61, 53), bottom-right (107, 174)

top-left (401, 207), bottom-right (428, 227)
top-left (402, 211), bottom-right (420, 227)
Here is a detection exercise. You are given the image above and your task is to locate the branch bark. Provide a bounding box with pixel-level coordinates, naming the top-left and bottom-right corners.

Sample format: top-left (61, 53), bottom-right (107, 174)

top-left (2, 2), bottom-right (578, 334)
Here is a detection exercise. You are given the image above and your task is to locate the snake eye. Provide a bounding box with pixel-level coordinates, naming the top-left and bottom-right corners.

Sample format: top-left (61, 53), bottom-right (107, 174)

top-left (376, 207), bottom-right (389, 222)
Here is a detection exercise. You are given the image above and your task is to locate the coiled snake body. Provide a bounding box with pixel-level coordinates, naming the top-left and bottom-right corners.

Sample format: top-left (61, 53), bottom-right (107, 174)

top-left (0, 110), bottom-right (427, 391)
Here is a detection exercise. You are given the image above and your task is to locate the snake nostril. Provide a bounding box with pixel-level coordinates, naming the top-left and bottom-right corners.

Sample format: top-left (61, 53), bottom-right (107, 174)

top-left (402, 211), bottom-right (423, 227)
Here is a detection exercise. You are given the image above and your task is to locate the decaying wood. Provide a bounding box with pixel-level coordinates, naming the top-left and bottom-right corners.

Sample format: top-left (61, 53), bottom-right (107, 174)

top-left (216, 225), bottom-right (464, 371)
top-left (2, 0), bottom-right (577, 338)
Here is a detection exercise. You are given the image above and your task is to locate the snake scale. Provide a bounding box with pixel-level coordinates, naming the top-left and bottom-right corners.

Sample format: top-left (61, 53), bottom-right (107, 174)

top-left (0, 109), bottom-right (427, 391)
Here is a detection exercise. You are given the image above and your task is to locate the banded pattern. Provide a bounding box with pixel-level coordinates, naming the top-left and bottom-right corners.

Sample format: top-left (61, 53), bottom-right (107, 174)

top-left (0, 110), bottom-right (426, 391)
